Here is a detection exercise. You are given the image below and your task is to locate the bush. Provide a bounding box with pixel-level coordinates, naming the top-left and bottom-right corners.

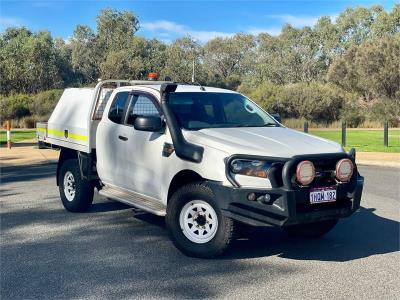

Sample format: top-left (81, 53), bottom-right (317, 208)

top-left (277, 83), bottom-right (346, 123)
top-left (238, 80), bottom-right (282, 112)
top-left (0, 94), bottom-right (32, 120)
top-left (16, 116), bottom-right (39, 128)
top-left (0, 89), bottom-right (63, 124)
top-left (29, 89), bottom-right (63, 117)
top-left (369, 97), bottom-right (400, 127)
top-left (339, 94), bottom-right (366, 128)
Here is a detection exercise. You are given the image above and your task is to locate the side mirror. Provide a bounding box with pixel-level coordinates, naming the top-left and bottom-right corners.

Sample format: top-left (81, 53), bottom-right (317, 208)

top-left (134, 115), bottom-right (164, 132)
top-left (271, 113), bottom-right (281, 123)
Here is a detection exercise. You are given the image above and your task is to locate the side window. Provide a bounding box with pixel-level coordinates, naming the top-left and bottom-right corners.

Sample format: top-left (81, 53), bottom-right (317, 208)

top-left (126, 94), bottom-right (160, 125)
top-left (108, 92), bottom-right (130, 124)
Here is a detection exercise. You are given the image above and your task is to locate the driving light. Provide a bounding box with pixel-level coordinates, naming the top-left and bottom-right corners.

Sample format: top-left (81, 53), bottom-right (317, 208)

top-left (230, 159), bottom-right (271, 178)
top-left (335, 158), bottom-right (353, 182)
top-left (296, 160), bottom-right (315, 186)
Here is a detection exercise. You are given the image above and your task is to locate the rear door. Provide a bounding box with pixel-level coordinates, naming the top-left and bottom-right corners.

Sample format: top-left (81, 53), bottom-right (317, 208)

top-left (96, 91), bottom-right (132, 186)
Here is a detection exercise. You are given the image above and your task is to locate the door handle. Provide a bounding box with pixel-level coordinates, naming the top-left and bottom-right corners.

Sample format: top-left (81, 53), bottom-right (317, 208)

top-left (118, 135), bottom-right (128, 141)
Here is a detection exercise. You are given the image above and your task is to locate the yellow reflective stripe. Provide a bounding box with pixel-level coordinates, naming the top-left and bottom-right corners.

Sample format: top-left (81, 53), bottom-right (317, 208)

top-left (69, 133), bottom-right (88, 141)
top-left (47, 129), bottom-right (88, 141)
top-left (36, 128), bottom-right (46, 133)
top-left (48, 129), bottom-right (64, 137)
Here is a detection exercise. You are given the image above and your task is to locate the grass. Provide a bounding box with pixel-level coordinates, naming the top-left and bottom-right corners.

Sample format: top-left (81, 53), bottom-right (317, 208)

top-left (309, 129), bottom-right (400, 153)
top-left (0, 130), bottom-right (36, 145)
top-left (1, 129), bottom-right (399, 153)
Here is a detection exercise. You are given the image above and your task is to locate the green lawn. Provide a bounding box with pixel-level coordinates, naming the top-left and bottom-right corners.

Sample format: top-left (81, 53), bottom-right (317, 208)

top-left (309, 129), bottom-right (400, 153)
top-left (0, 130), bottom-right (36, 145)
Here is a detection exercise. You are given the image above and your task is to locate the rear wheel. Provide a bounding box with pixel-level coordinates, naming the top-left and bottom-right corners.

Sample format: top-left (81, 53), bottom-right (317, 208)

top-left (58, 159), bottom-right (94, 212)
top-left (166, 183), bottom-right (236, 258)
top-left (284, 219), bottom-right (338, 238)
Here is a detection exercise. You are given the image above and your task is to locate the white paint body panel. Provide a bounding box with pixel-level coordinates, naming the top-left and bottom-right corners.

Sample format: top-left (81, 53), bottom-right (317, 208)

top-left (46, 88), bottom-right (94, 152)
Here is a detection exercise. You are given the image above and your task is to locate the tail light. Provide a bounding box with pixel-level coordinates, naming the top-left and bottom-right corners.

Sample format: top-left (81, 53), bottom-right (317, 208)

top-left (296, 160), bottom-right (315, 186)
top-left (335, 158), bottom-right (353, 182)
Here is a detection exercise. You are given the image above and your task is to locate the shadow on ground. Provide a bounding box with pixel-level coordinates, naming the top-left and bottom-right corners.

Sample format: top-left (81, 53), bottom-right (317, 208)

top-left (1, 163), bottom-right (399, 299)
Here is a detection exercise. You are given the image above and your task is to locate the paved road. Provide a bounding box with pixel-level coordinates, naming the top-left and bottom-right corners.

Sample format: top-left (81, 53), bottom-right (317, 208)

top-left (1, 164), bottom-right (399, 299)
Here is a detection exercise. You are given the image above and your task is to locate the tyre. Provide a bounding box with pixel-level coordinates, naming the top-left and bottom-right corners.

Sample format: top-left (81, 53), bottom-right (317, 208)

top-left (284, 219), bottom-right (338, 238)
top-left (58, 159), bottom-right (94, 212)
top-left (166, 183), bottom-right (236, 258)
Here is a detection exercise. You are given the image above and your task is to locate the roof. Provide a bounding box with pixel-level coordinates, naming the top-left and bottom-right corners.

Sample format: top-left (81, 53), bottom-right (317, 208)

top-left (114, 84), bottom-right (238, 94)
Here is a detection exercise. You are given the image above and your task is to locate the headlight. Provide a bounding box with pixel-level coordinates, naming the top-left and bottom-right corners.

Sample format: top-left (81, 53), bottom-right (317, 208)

top-left (296, 160), bottom-right (315, 185)
top-left (230, 159), bottom-right (271, 178)
top-left (335, 158), bottom-right (353, 182)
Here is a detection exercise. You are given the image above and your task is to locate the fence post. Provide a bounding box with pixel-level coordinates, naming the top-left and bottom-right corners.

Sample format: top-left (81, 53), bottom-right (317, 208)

top-left (341, 121), bottom-right (346, 147)
top-left (304, 121), bottom-right (309, 133)
top-left (384, 121), bottom-right (388, 147)
top-left (6, 120), bottom-right (12, 149)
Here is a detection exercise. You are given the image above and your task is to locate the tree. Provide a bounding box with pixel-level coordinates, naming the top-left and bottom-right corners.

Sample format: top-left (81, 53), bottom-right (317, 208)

top-left (162, 37), bottom-right (205, 83)
top-left (328, 36), bottom-right (400, 100)
top-left (96, 8), bottom-right (139, 52)
top-left (0, 28), bottom-right (61, 94)
top-left (203, 34), bottom-right (256, 82)
top-left (257, 25), bottom-right (323, 84)
top-left (70, 25), bottom-right (99, 83)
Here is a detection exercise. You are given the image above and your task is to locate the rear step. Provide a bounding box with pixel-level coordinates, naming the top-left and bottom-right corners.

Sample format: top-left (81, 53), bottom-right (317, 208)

top-left (99, 185), bottom-right (166, 216)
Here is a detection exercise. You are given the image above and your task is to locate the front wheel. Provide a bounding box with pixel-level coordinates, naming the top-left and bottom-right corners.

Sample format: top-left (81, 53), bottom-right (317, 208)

top-left (284, 219), bottom-right (339, 238)
top-left (166, 183), bottom-right (236, 258)
top-left (58, 159), bottom-right (94, 212)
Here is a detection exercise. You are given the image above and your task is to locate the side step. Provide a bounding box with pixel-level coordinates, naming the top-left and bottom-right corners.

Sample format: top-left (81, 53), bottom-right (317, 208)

top-left (99, 185), bottom-right (166, 216)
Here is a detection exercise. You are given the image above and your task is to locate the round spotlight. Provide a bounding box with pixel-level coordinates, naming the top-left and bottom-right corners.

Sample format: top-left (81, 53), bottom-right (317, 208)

top-left (296, 160), bottom-right (315, 186)
top-left (336, 158), bottom-right (354, 182)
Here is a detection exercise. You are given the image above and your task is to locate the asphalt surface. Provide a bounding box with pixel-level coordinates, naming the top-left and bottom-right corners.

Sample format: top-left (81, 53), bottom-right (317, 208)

top-left (1, 164), bottom-right (399, 299)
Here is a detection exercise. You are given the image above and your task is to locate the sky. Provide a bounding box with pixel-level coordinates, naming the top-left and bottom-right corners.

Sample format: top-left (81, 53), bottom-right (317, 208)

top-left (0, 0), bottom-right (397, 43)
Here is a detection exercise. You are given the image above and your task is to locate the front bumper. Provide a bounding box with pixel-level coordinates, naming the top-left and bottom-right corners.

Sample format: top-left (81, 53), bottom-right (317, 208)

top-left (210, 151), bottom-right (364, 227)
top-left (209, 176), bottom-right (364, 227)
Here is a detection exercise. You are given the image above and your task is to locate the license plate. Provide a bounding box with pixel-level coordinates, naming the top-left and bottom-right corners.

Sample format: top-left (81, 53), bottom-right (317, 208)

top-left (310, 187), bottom-right (336, 204)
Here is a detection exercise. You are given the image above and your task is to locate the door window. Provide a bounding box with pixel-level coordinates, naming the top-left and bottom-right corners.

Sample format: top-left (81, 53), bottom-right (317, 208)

top-left (108, 92), bottom-right (130, 124)
top-left (126, 94), bottom-right (160, 125)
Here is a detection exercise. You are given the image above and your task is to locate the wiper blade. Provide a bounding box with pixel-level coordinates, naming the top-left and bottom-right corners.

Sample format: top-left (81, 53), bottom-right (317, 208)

top-left (236, 123), bottom-right (278, 127)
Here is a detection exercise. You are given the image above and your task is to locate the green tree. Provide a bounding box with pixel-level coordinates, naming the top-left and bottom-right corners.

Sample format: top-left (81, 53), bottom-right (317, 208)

top-left (70, 25), bottom-right (99, 83)
top-left (96, 8), bottom-right (139, 52)
top-left (162, 37), bottom-right (205, 83)
top-left (328, 36), bottom-right (400, 100)
top-left (203, 34), bottom-right (256, 82)
top-left (0, 28), bottom-right (61, 94)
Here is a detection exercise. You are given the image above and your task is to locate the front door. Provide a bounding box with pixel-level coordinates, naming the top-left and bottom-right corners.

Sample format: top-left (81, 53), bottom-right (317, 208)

top-left (119, 92), bottom-right (165, 199)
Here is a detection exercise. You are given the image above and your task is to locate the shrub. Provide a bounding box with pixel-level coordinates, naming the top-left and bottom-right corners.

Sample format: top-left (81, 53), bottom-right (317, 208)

top-left (277, 83), bottom-right (346, 123)
top-left (369, 97), bottom-right (400, 127)
top-left (0, 94), bottom-right (32, 120)
top-left (238, 80), bottom-right (282, 112)
top-left (16, 116), bottom-right (38, 128)
top-left (29, 89), bottom-right (63, 117)
top-left (0, 89), bottom-right (63, 124)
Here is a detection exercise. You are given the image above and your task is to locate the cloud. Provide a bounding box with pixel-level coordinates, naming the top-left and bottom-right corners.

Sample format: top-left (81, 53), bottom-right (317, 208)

top-left (246, 26), bottom-right (282, 36)
top-left (0, 16), bottom-right (25, 28)
top-left (266, 14), bottom-right (320, 27)
top-left (141, 20), bottom-right (233, 43)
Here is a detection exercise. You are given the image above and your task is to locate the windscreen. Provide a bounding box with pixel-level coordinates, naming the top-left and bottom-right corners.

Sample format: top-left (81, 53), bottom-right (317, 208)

top-left (168, 92), bottom-right (278, 130)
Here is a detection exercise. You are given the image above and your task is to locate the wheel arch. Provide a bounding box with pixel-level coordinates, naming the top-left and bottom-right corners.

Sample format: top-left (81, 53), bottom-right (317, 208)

top-left (167, 169), bottom-right (204, 202)
top-left (56, 147), bottom-right (78, 186)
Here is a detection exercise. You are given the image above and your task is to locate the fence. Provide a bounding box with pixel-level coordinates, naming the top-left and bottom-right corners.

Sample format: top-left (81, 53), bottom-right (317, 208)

top-left (302, 121), bottom-right (392, 147)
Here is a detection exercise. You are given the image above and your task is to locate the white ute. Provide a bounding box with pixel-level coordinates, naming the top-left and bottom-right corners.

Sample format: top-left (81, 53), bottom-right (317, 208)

top-left (37, 79), bottom-right (364, 258)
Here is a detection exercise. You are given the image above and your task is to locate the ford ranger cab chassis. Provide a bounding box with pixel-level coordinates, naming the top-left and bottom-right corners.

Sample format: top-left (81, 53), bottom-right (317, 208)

top-left (37, 79), bottom-right (364, 258)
